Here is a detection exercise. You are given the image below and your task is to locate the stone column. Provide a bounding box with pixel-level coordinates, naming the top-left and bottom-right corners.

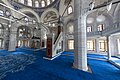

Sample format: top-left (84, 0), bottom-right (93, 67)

top-left (62, 33), bottom-right (66, 51)
top-left (8, 23), bottom-right (17, 51)
top-left (73, 0), bottom-right (88, 71)
top-left (63, 24), bottom-right (67, 51)
top-left (63, 34), bottom-right (68, 51)
top-left (106, 36), bottom-right (111, 60)
top-left (109, 36), bottom-right (118, 56)
top-left (3, 27), bottom-right (9, 50)
top-left (95, 38), bottom-right (100, 53)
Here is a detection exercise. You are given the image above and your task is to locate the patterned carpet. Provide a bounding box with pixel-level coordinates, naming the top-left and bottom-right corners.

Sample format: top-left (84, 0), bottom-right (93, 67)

top-left (0, 53), bottom-right (36, 79)
top-left (0, 49), bottom-right (120, 80)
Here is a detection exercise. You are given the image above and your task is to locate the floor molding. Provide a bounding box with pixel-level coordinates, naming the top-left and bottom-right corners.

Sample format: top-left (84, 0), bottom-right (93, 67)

top-left (109, 60), bottom-right (120, 69)
top-left (43, 52), bottom-right (63, 60)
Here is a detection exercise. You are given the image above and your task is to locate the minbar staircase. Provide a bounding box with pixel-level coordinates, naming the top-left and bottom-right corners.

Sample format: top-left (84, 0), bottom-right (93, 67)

top-left (45, 32), bottom-right (63, 60)
top-left (53, 32), bottom-right (63, 56)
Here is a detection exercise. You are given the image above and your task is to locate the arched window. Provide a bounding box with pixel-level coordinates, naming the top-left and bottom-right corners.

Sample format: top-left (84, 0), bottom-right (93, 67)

top-left (68, 6), bottom-right (73, 14)
top-left (99, 40), bottom-right (107, 52)
top-left (32, 20), bottom-right (36, 24)
top-left (18, 40), bottom-right (21, 47)
top-left (0, 24), bottom-right (3, 49)
top-left (0, 39), bottom-right (3, 48)
top-left (0, 10), bottom-right (4, 16)
top-left (19, 0), bottom-right (25, 4)
top-left (41, 0), bottom-right (45, 7)
top-left (18, 27), bottom-right (31, 38)
top-left (68, 40), bottom-right (74, 49)
top-left (87, 40), bottom-right (95, 51)
top-left (24, 17), bottom-right (29, 22)
top-left (47, 0), bottom-right (50, 5)
top-left (87, 26), bottom-right (92, 32)
top-left (98, 24), bottom-right (104, 31)
top-left (5, 10), bottom-right (11, 17)
top-left (0, 24), bottom-right (3, 35)
top-left (28, 0), bottom-right (32, 6)
top-left (35, 1), bottom-right (39, 7)
top-left (19, 29), bottom-right (23, 37)
top-left (68, 25), bottom-right (74, 34)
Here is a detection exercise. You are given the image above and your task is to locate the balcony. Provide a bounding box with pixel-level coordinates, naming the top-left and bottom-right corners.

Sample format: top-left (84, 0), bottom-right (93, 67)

top-left (87, 31), bottom-right (102, 37)
top-left (87, 22), bottom-right (120, 37)
top-left (102, 22), bottom-right (120, 36)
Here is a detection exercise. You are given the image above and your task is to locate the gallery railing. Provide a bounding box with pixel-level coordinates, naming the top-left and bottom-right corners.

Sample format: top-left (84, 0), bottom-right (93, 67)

top-left (87, 21), bottom-right (120, 37)
top-left (102, 21), bottom-right (120, 35)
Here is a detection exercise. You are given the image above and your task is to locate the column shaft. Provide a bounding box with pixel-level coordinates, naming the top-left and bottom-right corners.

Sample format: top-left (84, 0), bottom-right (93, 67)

top-left (8, 24), bottom-right (17, 51)
top-left (107, 36), bottom-right (111, 60)
top-left (73, 0), bottom-right (88, 71)
top-left (95, 38), bottom-right (99, 53)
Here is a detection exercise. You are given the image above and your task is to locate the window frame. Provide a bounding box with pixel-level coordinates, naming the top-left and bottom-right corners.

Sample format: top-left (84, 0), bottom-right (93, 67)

top-left (87, 26), bottom-right (92, 32)
top-left (99, 40), bottom-right (107, 52)
top-left (35, 0), bottom-right (39, 7)
top-left (68, 39), bottom-right (74, 50)
top-left (67, 6), bottom-right (73, 15)
top-left (87, 40), bottom-right (95, 51)
top-left (98, 24), bottom-right (104, 31)
top-left (68, 25), bottom-right (74, 34)
top-left (19, 0), bottom-right (25, 4)
top-left (27, 0), bottom-right (33, 6)
top-left (47, 0), bottom-right (51, 5)
top-left (0, 10), bottom-right (4, 16)
top-left (41, 0), bottom-right (46, 7)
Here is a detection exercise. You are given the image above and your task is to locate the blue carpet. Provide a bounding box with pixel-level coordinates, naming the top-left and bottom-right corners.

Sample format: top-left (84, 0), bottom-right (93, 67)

top-left (88, 59), bottom-right (120, 80)
top-left (0, 53), bottom-right (35, 79)
top-left (0, 50), bottom-right (13, 56)
top-left (0, 49), bottom-right (120, 80)
top-left (87, 54), bottom-right (108, 59)
top-left (111, 57), bottom-right (120, 63)
top-left (110, 57), bottom-right (120, 67)
top-left (62, 51), bottom-right (74, 55)
top-left (0, 49), bottom-right (93, 80)
top-left (62, 51), bottom-right (108, 59)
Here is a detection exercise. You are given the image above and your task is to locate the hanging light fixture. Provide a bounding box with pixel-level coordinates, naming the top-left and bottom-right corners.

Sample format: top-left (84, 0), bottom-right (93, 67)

top-left (48, 23), bottom-right (51, 26)
top-left (8, 24), bottom-right (11, 28)
top-left (52, 23), bottom-right (55, 27)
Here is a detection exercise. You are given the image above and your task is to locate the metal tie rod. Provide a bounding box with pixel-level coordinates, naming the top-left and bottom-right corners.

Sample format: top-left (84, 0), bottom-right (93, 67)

top-left (0, 3), bottom-right (30, 18)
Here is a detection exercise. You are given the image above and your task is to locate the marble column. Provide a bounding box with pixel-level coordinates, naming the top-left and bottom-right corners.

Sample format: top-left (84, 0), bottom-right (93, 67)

top-left (106, 36), bottom-right (111, 60)
top-left (3, 27), bottom-right (9, 50)
top-left (95, 38), bottom-right (100, 53)
top-left (73, 0), bottom-right (88, 71)
top-left (8, 23), bottom-right (17, 51)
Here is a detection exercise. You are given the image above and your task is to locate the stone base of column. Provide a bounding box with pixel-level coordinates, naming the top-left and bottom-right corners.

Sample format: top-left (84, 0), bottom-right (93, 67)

top-left (108, 54), bottom-right (111, 60)
top-left (73, 62), bottom-right (88, 71)
top-left (8, 49), bottom-right (16, 52)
